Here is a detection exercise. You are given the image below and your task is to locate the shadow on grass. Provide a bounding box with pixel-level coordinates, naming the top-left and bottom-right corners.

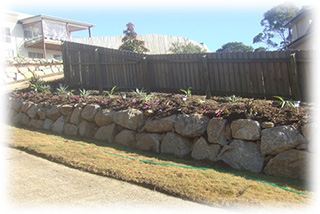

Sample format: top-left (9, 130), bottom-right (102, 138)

top-left (9, 125), bottom-right (310, 193)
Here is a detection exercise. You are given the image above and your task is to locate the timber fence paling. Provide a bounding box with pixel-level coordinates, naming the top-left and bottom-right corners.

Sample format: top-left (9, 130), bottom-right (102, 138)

top-left (62, 41), bottom-right (312, 100)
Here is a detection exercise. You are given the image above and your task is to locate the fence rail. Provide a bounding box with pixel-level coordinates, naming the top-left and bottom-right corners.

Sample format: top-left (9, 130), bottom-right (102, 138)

top-left (62, 41), bottom-right (312, 101)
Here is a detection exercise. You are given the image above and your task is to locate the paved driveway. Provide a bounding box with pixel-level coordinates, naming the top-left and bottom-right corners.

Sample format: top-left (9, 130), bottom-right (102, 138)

top-left (4, 147), bottom-right (232, 214)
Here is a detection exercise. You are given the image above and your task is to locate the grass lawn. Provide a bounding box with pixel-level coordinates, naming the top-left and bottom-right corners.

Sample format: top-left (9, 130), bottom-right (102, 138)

top-left (5, 125), bottom-right (312, 208)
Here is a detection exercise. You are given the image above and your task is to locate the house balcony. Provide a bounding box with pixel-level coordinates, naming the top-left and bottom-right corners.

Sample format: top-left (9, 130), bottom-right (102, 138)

top-left (19, 14), bottom-right (95, 58)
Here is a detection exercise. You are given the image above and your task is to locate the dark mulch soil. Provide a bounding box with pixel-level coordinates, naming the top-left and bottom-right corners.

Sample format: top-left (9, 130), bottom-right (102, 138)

top-left (11, 79), bottom-right (313, 132)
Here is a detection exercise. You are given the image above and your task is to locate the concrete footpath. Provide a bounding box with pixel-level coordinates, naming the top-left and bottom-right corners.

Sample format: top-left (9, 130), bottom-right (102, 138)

top-left (2, 74), bottom-right (64, 93)
top-left (4, 147), bottom-right (233, 214)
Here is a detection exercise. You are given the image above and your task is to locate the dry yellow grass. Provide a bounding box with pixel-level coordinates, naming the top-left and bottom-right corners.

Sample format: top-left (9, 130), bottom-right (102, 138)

top-left (5, 125), bottom-right (312, 208)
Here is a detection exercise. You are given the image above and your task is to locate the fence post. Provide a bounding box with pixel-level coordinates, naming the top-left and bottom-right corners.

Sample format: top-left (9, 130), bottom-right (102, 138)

top-left (202, 55), bottom-right (212, 99)
top-left (290, 53), bottom-right (301, 100)
top-left (95, 48), bottom-right (103, 95)
top-left (142, 56), bottom-right (151, 94)
top-left (61, 42), bottom-right (69, 86)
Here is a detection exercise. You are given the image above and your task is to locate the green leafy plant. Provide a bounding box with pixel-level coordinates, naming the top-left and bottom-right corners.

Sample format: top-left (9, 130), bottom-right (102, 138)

top-left (29, 76), bottom-right (51, 92)
top-left (245, 100), bottom-right (259, 116)
top-left (273, 96), bottom-right (294, 108)
top-left (132, 88), bottom-right (145, 98)
top-left (57, 85), bottom-right (69, 94)
top-left (107, 86), bottom-right (118, 97)
top-left (79, 88), bottom-right (91, 98)
top-left (142, 93), bottom-right (154, 103)
top-left (180, 87), bottom-right (192, 96)
top-left (225, 95), bottom-right (240, 103)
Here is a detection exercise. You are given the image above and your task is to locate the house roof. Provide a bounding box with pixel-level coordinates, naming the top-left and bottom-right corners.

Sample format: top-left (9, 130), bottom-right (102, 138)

top-left (73, 34), bottom-right (211, 54)
top-left (18, 14), bottom-right (95, 32)
top-left (284, 7), bottom-right (314, 28)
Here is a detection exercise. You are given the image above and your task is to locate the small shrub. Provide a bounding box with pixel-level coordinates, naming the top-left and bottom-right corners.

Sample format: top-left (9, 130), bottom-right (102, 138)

top-left (142, 93), bottom-right (154, 103)
top-left (273, 96), bottom-right (294, 108)
top-left (79, 88), bottom-right (91, 98)
top-left (225, 95), bottom-right (240, 103)
top-left (107, 86), bottom-right (118, 98)
top-left (245, 100), bottom-right (259, 116)
top-left (29, 77), bottom-right (51, 92)
top-left (132, 88), bottom-right (145, 98)
top-left (57, 85), bottom-right (69, 94)
top-left (180, 87), bottom-right (192, 96)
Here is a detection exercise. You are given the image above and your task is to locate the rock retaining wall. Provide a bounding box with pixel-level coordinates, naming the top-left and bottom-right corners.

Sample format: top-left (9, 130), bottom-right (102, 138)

top-left (2, 57), bottom-right (63, 83)
top-left (8, 98), bottom-right (313, 180)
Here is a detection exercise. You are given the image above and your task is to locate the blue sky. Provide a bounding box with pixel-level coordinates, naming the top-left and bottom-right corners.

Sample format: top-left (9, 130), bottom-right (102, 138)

top-left (4, 0), bottom-right (313, 52)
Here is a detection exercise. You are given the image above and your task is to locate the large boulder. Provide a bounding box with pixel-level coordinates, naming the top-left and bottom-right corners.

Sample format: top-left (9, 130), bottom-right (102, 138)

top-left (78, 120), bottom-right (97, 138)
top-left (143, 115), bottom-right (176, 133)
top-left (28, 119), bottom-right (44, 129)
top-left (51, 116), bottom-right (65, 134)
top-left (69, 107), bottom-right (82, 125)
top-left (94, 123), bottom-right (118, 142)
top-left (46, 105), bottom-right (62, 121)
top-left (114, 129), bottom-right (137, 148)
top-left (231, 119), bottom-right (261, 141)
top-left (217, 139), bottom-right (264, 173)
top-left (64, 123), bottom-right (78, 136)
top-left (161, 132), bottom-right (192, 157)
top-left (207, 118), bottom-right (228, 146)
top-left (113, 109), bottom-right (144, 131)
top-left (36, 108), bottom-right (47, 120)
top-left (81, 104), bottom-right (101, 121)
top-left (13, 112), bottom-right (29, 125)
top-left (263, 149), bottom-right (310, 180)
top-left (191, 137), bottom-right (221, 161)
top-left (94, 109), bottom-right (115, 127)
top-left (26, 104), bottom-right (38, 119)
top-left (12, 99), bottom-right (23, 112)
top-left (21, 101), bottom-right (33, 113)
top-left (60, 104), bottom-right (74, 116)
top-left (174, 114), bottom-right (209, 137)
top-left (43, 119), bottom-right (54, 130)
top-left (136, 133), bottom-right (162, 153)
top-left (260, 125), bottom-right (308, 156)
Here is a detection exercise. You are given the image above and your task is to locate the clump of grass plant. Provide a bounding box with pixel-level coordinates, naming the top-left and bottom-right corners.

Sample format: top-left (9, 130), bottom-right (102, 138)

top-left (29, 76), bottom-right (51, 92)
top-left (79, 88), bottom-right (91, 98)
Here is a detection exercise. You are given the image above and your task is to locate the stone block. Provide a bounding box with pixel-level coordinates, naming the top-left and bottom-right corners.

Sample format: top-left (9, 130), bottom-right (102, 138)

top-left (231, 119), bottom-right (261, 141)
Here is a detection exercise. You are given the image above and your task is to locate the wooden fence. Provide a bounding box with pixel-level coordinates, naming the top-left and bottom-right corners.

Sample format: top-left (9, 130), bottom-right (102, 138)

top-left (62, 41), bottom-right (312, 101)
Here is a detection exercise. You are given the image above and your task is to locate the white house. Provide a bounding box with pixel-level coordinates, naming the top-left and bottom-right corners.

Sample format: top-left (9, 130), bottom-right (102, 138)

top-left (1, 11), bottom-right (95, 59)
top-left (285, 7), bottom-right (315, 50)
top-left (74, 34), bottom-right (210, 54)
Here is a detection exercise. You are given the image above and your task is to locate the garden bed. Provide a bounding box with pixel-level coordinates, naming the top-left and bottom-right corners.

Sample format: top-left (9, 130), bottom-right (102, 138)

top-left (12, 78), bottom-right (312, 132)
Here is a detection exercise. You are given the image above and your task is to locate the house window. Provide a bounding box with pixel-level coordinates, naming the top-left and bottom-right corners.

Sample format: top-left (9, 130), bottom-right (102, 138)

top-left (1, 27), bottom-right (11, 43)
top-left (28, 52), bottom-right (44, 58)
top-left (5, 49), bottom-right (14, 57)
top-left (54, 55), bottom-right (62, 60)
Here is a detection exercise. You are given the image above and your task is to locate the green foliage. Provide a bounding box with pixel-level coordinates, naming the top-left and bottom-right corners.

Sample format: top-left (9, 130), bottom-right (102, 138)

top-left (253, 2), bottom-right (300, 49)
top-left (109, 86), bottom-right (118, 97)
top-left (142, 93), bottom-right (154, 103)
top-left (132, 88), bottom-right (145, 98)
top-left (79, 88), bottom-right (91, 98)
top-left (57, 85), bottom-right (69, 94)
top-left (225, 95), bottom-right (240, 103)
top-left (216, 42), bottom-right (254, 52)
top-left (29, 76), bottom-right (51, 92)
top-left (119, 22), bottom-right (149, 54)
top-left (245, 100), bottom-right (259, 116)
top-left (169, 41), bottom-right (206, 54)
top-left (273, 96), bottom-right (294, 108)
top-left (254, 47), bottom-right (267, 52)
top-left (180, 87), bottom-right (192, 96)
